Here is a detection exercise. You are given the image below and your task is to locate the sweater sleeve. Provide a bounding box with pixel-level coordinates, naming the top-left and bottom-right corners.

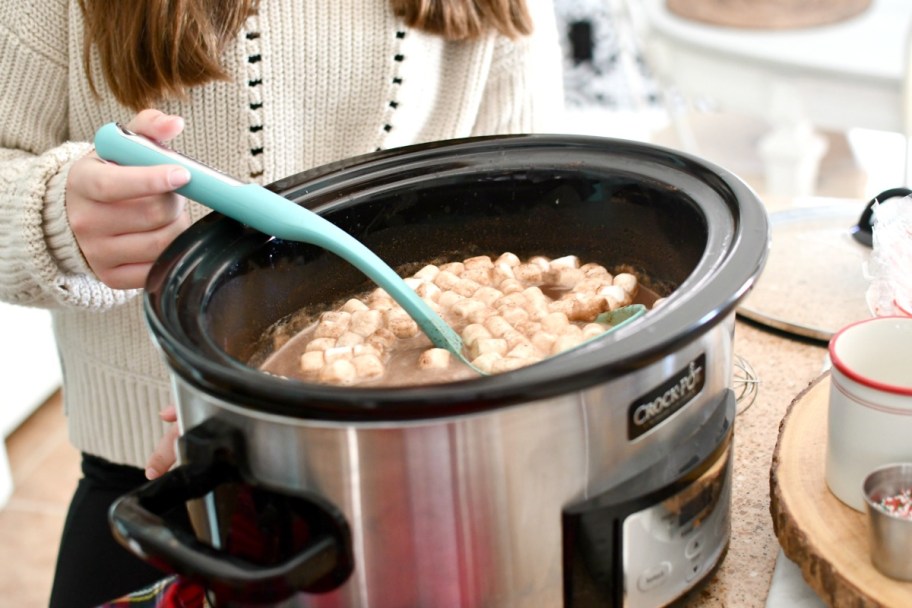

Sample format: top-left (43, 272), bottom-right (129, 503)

top-left (0, 0), bottom-right (139, 311)
top-left (471, 0), bottom-right (566, 136)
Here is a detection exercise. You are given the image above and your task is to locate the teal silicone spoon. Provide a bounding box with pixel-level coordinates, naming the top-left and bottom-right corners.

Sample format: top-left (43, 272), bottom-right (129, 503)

top-left (93, 122), bottom-right (473, 366)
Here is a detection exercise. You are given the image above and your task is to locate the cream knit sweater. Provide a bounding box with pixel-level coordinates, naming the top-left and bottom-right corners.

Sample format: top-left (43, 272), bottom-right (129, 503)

top-left (0, 1), bottom-right (564, 468)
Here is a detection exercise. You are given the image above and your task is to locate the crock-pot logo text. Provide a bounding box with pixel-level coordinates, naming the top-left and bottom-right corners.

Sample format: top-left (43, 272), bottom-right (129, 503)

top-left (628, 354), bottom-right (706, 440)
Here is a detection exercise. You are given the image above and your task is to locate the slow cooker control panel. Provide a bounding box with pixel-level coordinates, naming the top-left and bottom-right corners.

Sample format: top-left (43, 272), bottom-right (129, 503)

top-left (562, 390), bottom-right (734, 607)
top-left (622, 444), bottom-right (731, 608)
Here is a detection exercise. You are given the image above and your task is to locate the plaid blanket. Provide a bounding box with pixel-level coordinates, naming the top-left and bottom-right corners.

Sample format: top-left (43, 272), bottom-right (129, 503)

top-left (98, 576), bottom-right (209, 608)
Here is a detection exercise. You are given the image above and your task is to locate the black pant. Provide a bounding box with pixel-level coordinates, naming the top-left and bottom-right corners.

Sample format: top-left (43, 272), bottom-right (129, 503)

top-left (49, 454), bottom-right (169, 608)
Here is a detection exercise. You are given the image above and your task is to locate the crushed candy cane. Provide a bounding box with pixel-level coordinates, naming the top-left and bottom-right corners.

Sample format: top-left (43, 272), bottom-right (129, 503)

top-left (875, 489), bottom-right (912, 520)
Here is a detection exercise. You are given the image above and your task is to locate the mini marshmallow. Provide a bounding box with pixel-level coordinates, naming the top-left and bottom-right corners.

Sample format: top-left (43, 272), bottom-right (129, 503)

top-left (413, 264), bottom-right (440, 281)
top-left (463, 323), bottom-right (493, 346)
top-left (452, 278), bottom-right (481, 297)
top-left (500, 306), bottom-right (530, 326)
top-left (324, 346), bottom-right (354, 363)
top-left (471, 352), bottom-right (502, 374)
top-left (507, 342), bottom-right (541, 360)
top-left (498, 278), bottom-right (525, 294)
top-left (529, 256), bottom-right (551, 271)
top-left (525, 298), bottom-right (550, 321)
top-left (582, 323), bottom-right (607, 340)
top-left (437, 290), bottom-right (465, 311)
top-left (575, 277), bottom-right (609, 295)
top-left (465, 255), bottom-right (494, 269)
top-left (492, 357), bottom-right (538, 374)
top-left (341, 298), bottom-right (369, 313)
top-left (522, 286), bottom-right (546, 301)
top-left (531, 332), bottom-right (557, 354)
top-left (470, 337), bottom-right (508, 359)
top-left (549, 300), bottom-right (575, 317)
top-left (597, 284), bottom-right (630, 309)
top-left (489, 259), bottom-right (515, 281)
top-left (319, 359), bottom-right (357, 385)
top-left (299, 350), bottom-right (325, 372)
top-left (353, 353), bottom-right (384, 380)
top-left (385, 308), bottom-right (420, 338)
top-left (305, 337), bottom-right (337, 352)
top-left (550, 255), bottom-right (580, 269)
top-left (418, 348), bottom-right (451, 370)
top-left (495, 252), bottom-right (521, 267)
top-left (352, 344), bottom-right (383, 359)
top-left (483, 315), bottom-right (513, 338)
top-left (473, 286), bottom-right (504, 306)
top-left (502, 330), bottom-right (531, 350)
top-left (336, 331), bottom-right (365, 348)
top-left (569, 296), bottom-right (608, 322)
top-left (368, 296), bottom-right (396, 312)
top-left (542, 311), bottom-right (570, 334)
top-left (439, 262), bottom-right (465, 275)
top-left (433, 270), bottom-right (462, 291)
top-left (494, 292), bottom-right (528, 311)
top-left (450, 298), bottom-right (489, 323)
top-left (580, 263), bottom-right (611, 279)
top-left (366, 328), bottom-right (397, 354)
top-left (515, 320), bottom-right (542, 337)
top-left (514, 263), bottom-right (544, 284)
top-left (552, 332), bottom-right (584, 354)
top-left (314, 311), bottom-right (351, 339)
top-left (367, 288), bottom-right (391, 303)
top-left (350, 309), bottom-right (384, 337)
top-left (463, 266), bottom-right (493, 286)
top-left (549, 266), bottom-right (585, 289)
top-left (613, 273), bottom-right (639, 296)
top-left (415, 281), bottom-right (442, 302)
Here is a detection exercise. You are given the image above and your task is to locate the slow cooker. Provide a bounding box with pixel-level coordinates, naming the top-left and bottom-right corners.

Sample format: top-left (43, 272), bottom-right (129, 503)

top-left (109, 135), bottom-right (769, 607)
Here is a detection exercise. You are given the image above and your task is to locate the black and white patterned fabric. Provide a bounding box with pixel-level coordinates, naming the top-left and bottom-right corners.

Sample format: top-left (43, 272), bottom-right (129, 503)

top-left (554, 0), bottom-right (661, 110)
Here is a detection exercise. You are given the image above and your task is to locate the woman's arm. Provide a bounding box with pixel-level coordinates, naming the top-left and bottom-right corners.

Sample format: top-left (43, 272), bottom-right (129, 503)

top-left (0, 3), bottom-right (191, 309)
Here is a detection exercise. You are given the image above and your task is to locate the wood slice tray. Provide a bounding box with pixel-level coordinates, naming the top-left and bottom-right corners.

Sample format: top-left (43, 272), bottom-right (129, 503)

top-left (770, 374), bottom-right (912, 606)
top-left (666, 0), bottom-right (872, 30)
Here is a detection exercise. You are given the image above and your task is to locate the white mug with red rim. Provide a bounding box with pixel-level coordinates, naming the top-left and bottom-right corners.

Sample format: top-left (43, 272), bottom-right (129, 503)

top-left (825, 316), bottom-right (912, 511)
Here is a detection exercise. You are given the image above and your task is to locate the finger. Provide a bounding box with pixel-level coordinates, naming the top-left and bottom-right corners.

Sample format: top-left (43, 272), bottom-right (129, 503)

top-left (158, 405), bottom-right (178, 423)
top-left (71, 189), bottom-right (188, 239)
top-left (80, 157), bottom-right (191, 203)
top-left (82, 217), bottom-right (191, 289)
top-left (126, 110), bottom-right (186, 144)
top-left (95, 262), bottom-right (156, 291)
top-left (145, 424), bottom-right (181, 480)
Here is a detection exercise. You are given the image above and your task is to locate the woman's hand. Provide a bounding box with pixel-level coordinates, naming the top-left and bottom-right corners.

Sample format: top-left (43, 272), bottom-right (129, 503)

top-left (67, 109), bottom-right (192, 289)
top-left (145, 405), bottom-right (179, 480)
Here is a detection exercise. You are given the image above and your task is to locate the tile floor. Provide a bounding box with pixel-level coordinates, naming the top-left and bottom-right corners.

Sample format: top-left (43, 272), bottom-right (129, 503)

top-left (0, 114), bottom-right (905, 608)
top-left (1, 390), bottom-right (79, 606)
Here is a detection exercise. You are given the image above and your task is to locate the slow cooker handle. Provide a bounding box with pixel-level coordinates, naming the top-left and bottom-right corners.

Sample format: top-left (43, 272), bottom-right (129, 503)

top-left (108, 418), bottom-right (354, 604)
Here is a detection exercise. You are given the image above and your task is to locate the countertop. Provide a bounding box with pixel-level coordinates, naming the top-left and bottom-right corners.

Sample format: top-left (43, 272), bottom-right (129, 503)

top-left (687, 319), bottom-right (828, 607)
top-left (689, 195), bottom-right (870, 606)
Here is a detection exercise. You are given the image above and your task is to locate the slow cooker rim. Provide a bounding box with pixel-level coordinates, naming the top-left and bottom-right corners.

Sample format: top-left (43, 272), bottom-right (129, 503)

top-left (144, 134), bottom-right (769, 422)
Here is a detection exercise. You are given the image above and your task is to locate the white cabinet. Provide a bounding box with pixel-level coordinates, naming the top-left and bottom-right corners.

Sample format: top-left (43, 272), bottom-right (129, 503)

top-left (0, 302), bottom-right (62, 505)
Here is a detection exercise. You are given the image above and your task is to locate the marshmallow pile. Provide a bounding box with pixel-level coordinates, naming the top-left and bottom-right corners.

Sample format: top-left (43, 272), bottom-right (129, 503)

top-left (297, 253), bottom-right (646, 385)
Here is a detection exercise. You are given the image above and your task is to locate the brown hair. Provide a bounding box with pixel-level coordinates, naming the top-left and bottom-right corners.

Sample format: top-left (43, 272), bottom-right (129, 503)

top-left (79, 0), bottom-right (532, 112)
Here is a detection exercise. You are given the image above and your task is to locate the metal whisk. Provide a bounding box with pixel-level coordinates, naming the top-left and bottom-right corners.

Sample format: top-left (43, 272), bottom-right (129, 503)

top-left (733, 354), bottom-right (760, 415)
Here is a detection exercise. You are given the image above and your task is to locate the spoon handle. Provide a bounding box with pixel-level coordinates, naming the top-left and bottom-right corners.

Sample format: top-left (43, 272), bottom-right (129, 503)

top-left (93, 122), bottom-right (466, 355)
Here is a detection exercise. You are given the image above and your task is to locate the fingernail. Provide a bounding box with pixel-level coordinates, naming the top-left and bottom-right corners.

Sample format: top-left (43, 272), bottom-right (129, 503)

top-left (168, 167), bottom-right (191, 188)
top-left (145, 467), bottom-right (159, 480)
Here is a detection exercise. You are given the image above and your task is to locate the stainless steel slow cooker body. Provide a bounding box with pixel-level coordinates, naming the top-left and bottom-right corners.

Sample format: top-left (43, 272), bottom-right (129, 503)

top-left (128, 135), bottom-right (768, 607)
